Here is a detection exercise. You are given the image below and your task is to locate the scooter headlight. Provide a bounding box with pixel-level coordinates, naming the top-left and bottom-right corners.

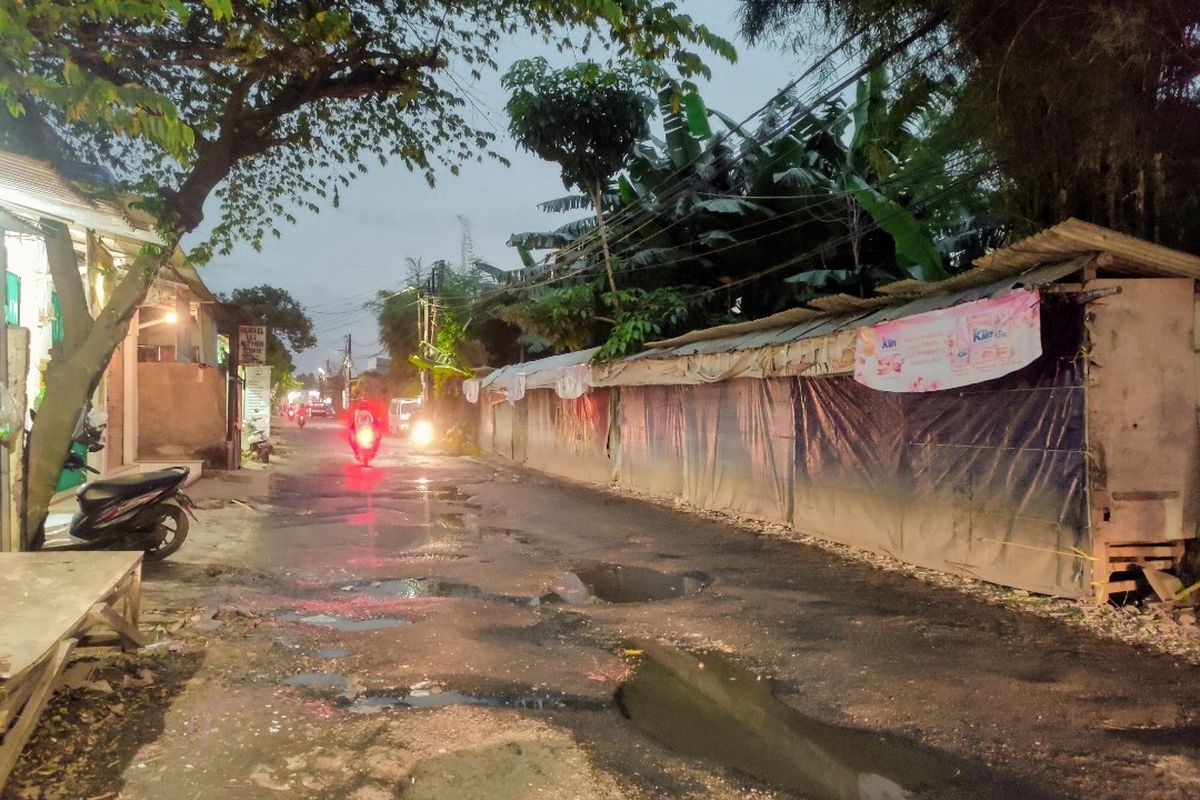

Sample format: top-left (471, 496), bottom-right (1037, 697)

top-left (355, 426), bottom-right (377, 447)
top-left (411, 420), bottom-right (434, 447)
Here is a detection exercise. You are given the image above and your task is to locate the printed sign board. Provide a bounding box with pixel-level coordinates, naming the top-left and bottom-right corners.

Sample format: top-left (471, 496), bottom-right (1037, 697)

top-left (854, 289), bottom-right (1041, 393)
top-left (242, 365), bottom-right (272, 440)
top-left (238, 325), bottom-right (267, 365)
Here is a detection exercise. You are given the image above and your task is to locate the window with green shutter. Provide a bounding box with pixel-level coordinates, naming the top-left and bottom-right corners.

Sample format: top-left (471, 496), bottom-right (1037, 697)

top-left (5, 272), bottom-right (19, 326)
top-left (50, 290), bottom-right (64, 344)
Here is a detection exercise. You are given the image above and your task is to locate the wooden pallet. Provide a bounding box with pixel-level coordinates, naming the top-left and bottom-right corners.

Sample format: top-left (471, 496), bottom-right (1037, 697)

top-left (0, 552), bottom-right (145, 790)
top-left (1092, 540), bottom-right (1187, 604)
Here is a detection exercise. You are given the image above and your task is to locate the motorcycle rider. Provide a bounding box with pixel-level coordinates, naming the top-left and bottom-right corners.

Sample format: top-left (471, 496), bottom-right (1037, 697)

top-left (296, 402), bottom-right (309, 427)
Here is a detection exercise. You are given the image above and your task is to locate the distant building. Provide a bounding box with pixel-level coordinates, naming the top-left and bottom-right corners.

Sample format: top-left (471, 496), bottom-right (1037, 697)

top-left (367, 356), bottom-right (391, 373)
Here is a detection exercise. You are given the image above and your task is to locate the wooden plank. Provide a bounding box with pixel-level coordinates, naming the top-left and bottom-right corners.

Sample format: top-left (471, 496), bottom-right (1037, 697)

top-left (1104, 545), bottom-right (1182, 558)
top-left (0, 552), bottom-right (142, 681)
top-left (0, 640), bottom-right (74, 792)
top-left (1086, 279), bottom-right (1199, 545)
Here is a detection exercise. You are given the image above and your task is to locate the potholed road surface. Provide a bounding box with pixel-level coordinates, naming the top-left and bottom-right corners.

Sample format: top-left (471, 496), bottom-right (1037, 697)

top-left (5, 418), bottom-right (1199, 800)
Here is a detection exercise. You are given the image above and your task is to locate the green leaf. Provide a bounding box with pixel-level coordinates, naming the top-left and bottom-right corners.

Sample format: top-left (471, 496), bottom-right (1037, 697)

top-left (845, 174), bottom-right (947, 281)
top-left (203, 0), bottom-right (234, 22)
top-left (682, 92), bottom-right (712, 139)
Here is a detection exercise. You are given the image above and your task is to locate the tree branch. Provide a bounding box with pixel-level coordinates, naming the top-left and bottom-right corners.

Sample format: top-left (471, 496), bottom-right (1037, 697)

top-left (40, 220), bottom-right (93, 358)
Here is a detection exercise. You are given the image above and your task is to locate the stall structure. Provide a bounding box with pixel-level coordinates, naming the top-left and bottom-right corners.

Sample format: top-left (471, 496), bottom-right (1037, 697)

top-left (468, 220), bottom-right (1200, 600)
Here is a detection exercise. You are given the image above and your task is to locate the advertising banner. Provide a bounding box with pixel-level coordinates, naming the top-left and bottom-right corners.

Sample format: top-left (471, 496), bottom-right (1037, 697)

top-left (854, 289), bottom-right (1041, 392)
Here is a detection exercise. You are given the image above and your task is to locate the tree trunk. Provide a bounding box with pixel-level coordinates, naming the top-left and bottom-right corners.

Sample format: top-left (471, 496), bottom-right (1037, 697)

top-left (588, 183), bottom-right (620, 310)
top-left (23, 224), bottom-right (168, 547)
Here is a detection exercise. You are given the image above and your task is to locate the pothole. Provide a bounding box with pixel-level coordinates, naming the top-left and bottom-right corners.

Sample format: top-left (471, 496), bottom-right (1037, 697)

top-left (616, 642), bottom-right (962, 800)
top-left (282, 672), bottom-right (348, 689)
top-left (316, 647), bottom-right (352, 660)
top-left (348, 577), bottom-right (539, 607)
top-left (363, 578), bottom-right (488, 600)
top-left (278, 612), bottom-right (409, 631)
top-left (348, 689), bottom-right (608, 714)
top-left (549, 564), bottom-right (710, 604)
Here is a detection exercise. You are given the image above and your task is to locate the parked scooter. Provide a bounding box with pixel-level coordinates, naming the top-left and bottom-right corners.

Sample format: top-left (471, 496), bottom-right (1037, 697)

top-left (35, 416), bottom-right (196, 560)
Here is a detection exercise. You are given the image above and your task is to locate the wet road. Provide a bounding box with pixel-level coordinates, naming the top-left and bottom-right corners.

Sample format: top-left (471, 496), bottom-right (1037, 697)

top-left (9, 418), bottom-right (1200, 800)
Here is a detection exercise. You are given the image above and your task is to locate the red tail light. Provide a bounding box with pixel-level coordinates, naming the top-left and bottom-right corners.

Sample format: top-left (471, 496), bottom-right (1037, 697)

top-left (355, 426), bottom-right (377, 447)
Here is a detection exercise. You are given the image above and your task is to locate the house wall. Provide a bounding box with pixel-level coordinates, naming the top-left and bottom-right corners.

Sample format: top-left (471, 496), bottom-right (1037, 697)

top-left (4, 231), bottom-right (52, 416)
top-left (137, 362), bottom-right (227, 466)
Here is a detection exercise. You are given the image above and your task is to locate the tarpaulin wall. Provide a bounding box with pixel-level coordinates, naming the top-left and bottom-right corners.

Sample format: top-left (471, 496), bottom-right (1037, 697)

top-left (792, 306), bottom-right (1088, 597)
top-left (617, 379), bottom-right (794, 523)
top-left (523, 388), bottom-right (614, 484)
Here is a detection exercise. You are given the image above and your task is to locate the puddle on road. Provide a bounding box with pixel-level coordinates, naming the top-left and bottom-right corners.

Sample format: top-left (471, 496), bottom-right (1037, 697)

top-left (550, 564), bottom-right (710, 604)
top-left (351, 577), bottom-right (540, 607)
top-left (617, 642), bottom-right (961, 800)
top-left (363, 578), bottom-right (488, 600)
top-left (278, 612), bottom-right (409, 631)
top-left (316, 647), bottom-right (352, 660)
top-left (435, 512), bottom-right (467, 530)
top-left (283, 672), bottom-right (348, 689)
top-left (349, 690), bottom-right (608, 714)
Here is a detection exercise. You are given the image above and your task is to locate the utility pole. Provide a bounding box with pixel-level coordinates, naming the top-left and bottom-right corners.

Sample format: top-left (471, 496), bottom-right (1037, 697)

top-left (342, 334), bottom-right (353, 408)
top-left (418, 261), bottom-right (444, 404)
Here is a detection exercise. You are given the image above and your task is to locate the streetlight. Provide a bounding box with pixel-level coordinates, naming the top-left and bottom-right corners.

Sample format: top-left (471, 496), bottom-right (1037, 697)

top-left (138, 310), bottom-right (179, 330)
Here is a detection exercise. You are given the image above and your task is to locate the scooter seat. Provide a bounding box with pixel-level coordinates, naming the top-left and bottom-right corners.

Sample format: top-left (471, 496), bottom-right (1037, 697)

top-left (76, 467), bottom-right (190, 509)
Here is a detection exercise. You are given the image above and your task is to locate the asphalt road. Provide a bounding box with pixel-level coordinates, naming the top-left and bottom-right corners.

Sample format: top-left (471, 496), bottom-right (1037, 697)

top-left (5, 418), bottom-right (1200, 800)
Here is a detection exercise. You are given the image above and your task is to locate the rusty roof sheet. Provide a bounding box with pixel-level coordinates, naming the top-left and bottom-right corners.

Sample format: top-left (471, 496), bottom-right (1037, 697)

top-left (649, 219), bottom-right (1199, 350)
top-left (636, 259), bottom-right (1085, 360)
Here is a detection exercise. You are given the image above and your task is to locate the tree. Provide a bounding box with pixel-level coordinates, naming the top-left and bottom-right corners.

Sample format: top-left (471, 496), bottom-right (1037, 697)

top-left (2, 0), bottom-right (730, 545)
top-left (735, 0), bottom-right (1200, 252)
top-left (371, 257), bottom-right (522, 395)
top-left (496, 76), bottom-right (996, 356)
top-left (225, 285), bottom-right (316, 375)
top-left (503, 58), bottom-right (656, 307)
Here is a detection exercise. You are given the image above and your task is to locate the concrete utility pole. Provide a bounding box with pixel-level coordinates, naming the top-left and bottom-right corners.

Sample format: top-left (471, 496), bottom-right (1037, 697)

top-left (342, 334), bottom-right (353, 408)
top-left (418, 261), bottom-right (444, 404)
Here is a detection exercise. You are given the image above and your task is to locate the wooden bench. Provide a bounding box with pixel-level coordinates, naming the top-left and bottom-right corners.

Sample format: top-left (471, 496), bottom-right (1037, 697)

top-left (0, 552), bottom-right (145, 790)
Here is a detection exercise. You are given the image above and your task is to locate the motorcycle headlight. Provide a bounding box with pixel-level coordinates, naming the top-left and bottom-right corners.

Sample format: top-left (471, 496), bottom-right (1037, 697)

top-left (411, 420), bottom-right (434, 447)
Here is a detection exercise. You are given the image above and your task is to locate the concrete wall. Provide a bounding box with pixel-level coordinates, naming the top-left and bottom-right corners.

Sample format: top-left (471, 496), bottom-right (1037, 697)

top-left (137, 362), bottom-right (227, 466)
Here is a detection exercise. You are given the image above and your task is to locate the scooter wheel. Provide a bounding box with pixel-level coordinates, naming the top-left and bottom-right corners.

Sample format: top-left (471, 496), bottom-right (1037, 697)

top-left (144, 504), bottom-right (189, 561)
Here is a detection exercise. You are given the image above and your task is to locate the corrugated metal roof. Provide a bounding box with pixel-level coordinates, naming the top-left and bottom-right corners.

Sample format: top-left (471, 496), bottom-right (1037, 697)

top-left (480, 347), bottom-right (598, 390)
top-left (635, 260), bottom-right (1083, 361)
top-left (0, 151), bottom-right (162, 244)
top-left (650, 219), bottom-right (1199, 351)
top-left (967, 217), bottom-right (1200, 278)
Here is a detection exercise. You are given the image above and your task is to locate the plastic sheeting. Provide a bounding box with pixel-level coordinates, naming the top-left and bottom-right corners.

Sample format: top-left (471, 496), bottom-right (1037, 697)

top-left (523, 388), bottom-right (614, 484)
top-left (618, 379), bottom-right (794, 523)
top-left (792, 305), bottom-right (1088, 597)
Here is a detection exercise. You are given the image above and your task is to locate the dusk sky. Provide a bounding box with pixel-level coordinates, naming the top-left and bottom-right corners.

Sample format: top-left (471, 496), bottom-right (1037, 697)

top-left (187, 1), bottom-right (822, 374)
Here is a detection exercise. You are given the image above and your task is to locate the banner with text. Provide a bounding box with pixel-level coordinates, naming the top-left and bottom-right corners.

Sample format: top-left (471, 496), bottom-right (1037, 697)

top-left (854, 289), bottom-right (1041, 393)
top-left (238, 325), bottom-right (267, 365)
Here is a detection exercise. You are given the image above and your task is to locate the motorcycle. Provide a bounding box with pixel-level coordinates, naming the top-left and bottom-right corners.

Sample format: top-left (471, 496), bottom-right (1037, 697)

top-left (36, 417), bottom-right (196, 560)
top-left (349, 408), bottom-right (382, 466)
top-left (296, 405), bottom-right (309, 428)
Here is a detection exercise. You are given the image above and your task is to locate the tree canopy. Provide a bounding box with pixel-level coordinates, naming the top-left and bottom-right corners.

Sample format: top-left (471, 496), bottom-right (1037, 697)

top-left (4, 0), bottom-right (734, 255)
top-left (736, 0), bottom-right (1200, 252)
top-left (225, 285), bottom-right (316, 375)
top-left (495, 71), bottom-right (996, 358)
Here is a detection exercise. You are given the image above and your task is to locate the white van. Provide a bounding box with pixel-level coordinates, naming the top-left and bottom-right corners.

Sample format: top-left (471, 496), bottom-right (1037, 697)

top-left (388, 398), bottom-right (422, 433)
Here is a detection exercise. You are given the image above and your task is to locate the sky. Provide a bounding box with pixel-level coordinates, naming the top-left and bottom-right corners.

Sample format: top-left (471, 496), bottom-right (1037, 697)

top-left (186, 1), bottom-right (816, 374)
